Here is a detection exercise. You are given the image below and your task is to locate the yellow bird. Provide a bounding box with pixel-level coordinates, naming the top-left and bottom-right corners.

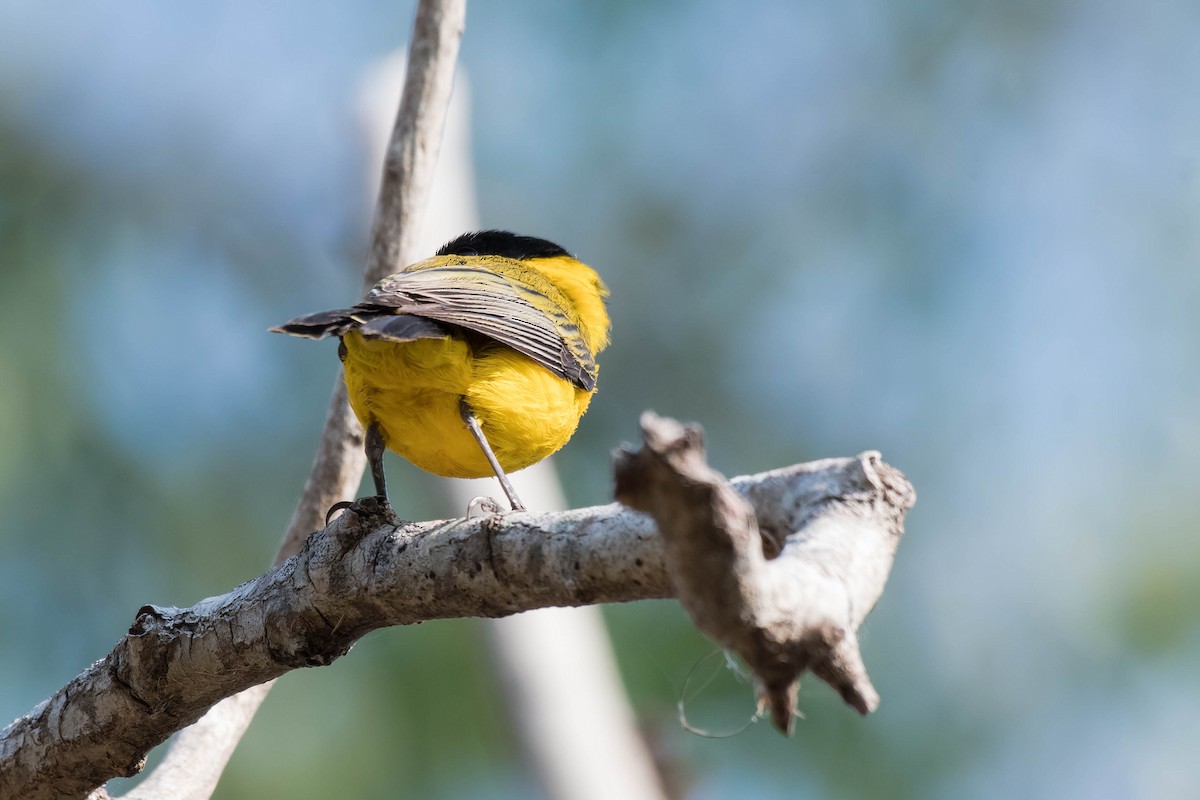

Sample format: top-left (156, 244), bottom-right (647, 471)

top-left (272, 230), bottom-right (610, 511)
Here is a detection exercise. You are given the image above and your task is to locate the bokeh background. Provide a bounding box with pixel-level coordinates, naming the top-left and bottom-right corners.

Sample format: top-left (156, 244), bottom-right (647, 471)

top-left (3, 1), bottom-right (1199, 798)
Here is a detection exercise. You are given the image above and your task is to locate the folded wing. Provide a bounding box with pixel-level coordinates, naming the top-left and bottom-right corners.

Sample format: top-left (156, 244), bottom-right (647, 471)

top-left (271, 264), bottom-right (598, 392)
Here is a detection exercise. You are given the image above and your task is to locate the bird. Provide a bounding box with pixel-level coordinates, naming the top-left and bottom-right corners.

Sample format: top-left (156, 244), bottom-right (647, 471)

top-left (271, 230), bottom-right (610, 513)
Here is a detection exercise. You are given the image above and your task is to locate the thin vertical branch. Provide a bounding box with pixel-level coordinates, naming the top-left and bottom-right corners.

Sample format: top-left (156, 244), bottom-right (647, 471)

top-left (278, 0), bottom-right (466, 561)
top-left (363, 0), bottom-right (464, 291)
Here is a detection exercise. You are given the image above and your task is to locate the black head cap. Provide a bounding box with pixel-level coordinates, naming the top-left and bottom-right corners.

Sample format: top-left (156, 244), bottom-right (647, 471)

top-left (436, 230), bottom-right (571, 261)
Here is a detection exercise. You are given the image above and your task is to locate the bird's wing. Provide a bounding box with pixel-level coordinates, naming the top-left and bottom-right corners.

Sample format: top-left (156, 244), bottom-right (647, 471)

top-left (362, 265), bottom-right (598, 391)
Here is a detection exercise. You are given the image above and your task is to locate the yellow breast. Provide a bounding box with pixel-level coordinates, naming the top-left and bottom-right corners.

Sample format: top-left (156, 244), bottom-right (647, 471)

top-left (341, 330), bottom-right (594, 479)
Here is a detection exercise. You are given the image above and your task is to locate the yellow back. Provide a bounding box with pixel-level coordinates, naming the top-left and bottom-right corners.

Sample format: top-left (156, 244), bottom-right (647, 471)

top-left (519, 255), bottom-right (611, 356)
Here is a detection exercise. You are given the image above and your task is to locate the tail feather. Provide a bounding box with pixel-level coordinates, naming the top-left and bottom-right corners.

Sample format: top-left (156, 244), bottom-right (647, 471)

top-left (269, 309), bottom-right (357, 339)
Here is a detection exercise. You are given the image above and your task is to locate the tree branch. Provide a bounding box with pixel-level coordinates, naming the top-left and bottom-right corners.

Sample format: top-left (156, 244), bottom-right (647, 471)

top-left (616, 412), bottom-right (914, 733)
top-left (0, 414), bottom-right (914, 798)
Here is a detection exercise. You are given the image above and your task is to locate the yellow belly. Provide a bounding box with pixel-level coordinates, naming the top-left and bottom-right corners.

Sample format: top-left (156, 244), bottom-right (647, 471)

top-left (340, 330), bottom-right (594, 478)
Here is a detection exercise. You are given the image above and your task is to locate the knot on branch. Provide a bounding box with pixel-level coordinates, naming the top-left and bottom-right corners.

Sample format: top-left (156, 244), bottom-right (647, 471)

top-left (613, 411), bottom-right (912, 734)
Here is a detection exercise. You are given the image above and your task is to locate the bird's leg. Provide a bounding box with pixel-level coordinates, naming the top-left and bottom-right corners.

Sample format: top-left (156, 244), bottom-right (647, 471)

top-left (366, 420), bottom-right (389, 501)
top-left (323, 420), bottom-right (388, 525)
top-left (459, 398), bottom-right (526, 512)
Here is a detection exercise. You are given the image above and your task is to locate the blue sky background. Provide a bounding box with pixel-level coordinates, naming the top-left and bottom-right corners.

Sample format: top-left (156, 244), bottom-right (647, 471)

top-left (2, 1), bottom-right (1199, 798)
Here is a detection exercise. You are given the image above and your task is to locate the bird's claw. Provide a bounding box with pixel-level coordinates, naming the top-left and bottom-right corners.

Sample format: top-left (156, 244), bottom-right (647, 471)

top-left (325, 495), bottom-right (390, 526)
top-left (325, 500), bottom-right (355, 525)
top-left (466, 496), bottom-right (505, 519)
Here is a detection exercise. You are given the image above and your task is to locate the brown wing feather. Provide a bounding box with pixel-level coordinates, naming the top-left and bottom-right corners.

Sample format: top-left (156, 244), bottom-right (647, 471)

top-left (360, 265), bottom-right (598, 391)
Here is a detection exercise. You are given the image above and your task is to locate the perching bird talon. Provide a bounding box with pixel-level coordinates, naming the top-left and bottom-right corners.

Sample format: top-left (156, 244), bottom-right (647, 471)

top-left (325, 500), bottom-right (355, 525)
top-left (466, 496), bottom-right (505, 519)
top-left (325, 495), bottom-right (392, 526)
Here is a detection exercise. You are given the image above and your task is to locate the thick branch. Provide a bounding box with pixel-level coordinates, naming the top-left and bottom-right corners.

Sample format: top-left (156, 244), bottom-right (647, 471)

top-left (0, 428), bottom-right (913, 797)
top-left (615, 412), bottom-right (914, 733)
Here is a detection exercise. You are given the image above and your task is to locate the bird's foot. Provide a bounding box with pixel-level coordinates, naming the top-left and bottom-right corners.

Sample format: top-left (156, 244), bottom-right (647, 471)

top-left (325, 500), bottom-right (355, 525)
top-left (466, 496), bottom-right (505, 519)
top-left (325, 495), bottom-right (391, 526)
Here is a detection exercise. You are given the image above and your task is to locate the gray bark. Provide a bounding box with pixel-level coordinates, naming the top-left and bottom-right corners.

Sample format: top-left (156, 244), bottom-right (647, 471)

top-left (0, 413), bottom-right (914, 798)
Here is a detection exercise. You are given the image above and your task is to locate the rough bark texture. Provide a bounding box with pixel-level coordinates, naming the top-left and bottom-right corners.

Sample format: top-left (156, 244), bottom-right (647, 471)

top-left (616, 412), bottom-right (914, 733)
top-left (0, 415), bottom-right (913, 798)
